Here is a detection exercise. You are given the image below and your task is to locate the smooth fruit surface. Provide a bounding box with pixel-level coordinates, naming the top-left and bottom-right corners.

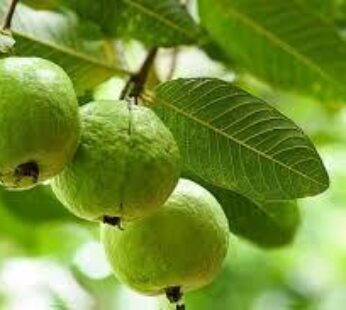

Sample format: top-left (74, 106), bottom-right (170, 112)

top-left (51, 100), bottom-right (181, 221)
top-left (0, 57), bottom-right (80, 190)
top-left (100, 179), bottom-right (230, 295)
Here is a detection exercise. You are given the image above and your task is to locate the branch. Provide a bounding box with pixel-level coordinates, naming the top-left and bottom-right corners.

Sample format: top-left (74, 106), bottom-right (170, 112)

top-left (120, 47), bottom-right (158, 102)
top-left (2, 0), bottom-right (19, 30)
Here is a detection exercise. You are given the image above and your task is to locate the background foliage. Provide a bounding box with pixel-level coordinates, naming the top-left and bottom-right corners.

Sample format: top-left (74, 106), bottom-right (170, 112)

top-left (0, 0), bottom-right (345, 309)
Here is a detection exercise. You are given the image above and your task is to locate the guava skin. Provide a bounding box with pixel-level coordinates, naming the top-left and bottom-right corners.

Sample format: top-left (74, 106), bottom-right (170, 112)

top-left (100, 179), bottom-right (230, 296)
top-left (0, 57), bottom-right (80, 190)
top-left (51, 100), bottom-right (181, 222)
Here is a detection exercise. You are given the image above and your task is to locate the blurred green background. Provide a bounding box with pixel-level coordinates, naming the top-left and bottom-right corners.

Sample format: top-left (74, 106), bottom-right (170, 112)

top-left (0, 43), bottom-right (345, 310)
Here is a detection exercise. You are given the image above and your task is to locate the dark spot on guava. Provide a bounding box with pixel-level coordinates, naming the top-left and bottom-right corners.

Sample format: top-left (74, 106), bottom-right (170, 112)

top-left (166, 286), bottom-right (183, 304)
top-left (103, 216), bottom-right (124, 230)
top-left (14, 161), bottom-right (39, 185)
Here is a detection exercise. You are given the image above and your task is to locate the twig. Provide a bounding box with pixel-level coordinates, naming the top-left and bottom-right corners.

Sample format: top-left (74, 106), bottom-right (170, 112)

top-left (120, 47), bottom-right (158, 103)
top-left (2, 0), bottom-right (19, 30)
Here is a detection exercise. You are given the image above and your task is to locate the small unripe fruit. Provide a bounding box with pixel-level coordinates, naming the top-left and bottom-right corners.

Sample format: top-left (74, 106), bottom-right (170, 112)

top-left (100, 179), bottom-right (229, 296)
top-left (0, 57), bottom-right (80, 190)
top-left (51, 100), bottom-right (181, 222)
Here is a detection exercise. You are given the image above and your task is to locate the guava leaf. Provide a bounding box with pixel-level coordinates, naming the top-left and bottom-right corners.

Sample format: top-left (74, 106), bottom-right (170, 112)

top-left (54, 0), bottom-right (202, 47)
top-left (198, 0), bottom-right (346, 103)
top-left (114, 0), bottom-right (202, 46)
top-left (0, 30), bottom-right (15, 54)
top-left (0, 1), bottom-right (129, 93)
top-left (0, 185), bottom-right (74, 224)
top-left (153, 78), bottom-right (329, 202)
top-left (219, 191), bottom-right (300, 248)
top-left (22, 0), bottom-right (59, 10)
top-left (297, 0), bottom-right (342, 22)
top-left (185, 172), bottom-right (300, 248)
top-left (201, 38), bottom-right (235, 67)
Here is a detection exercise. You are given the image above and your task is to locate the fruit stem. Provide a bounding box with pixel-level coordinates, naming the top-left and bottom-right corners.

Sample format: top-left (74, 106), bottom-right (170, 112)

top-left (102, 216), bottom-right (124, 230)
top-left (2, 0), bottom-right (19, 30)
top-left (165, 286), bottom-right (185, 310)
top-left (120, 47), bottom-right (158, 103)
top-left (14, 161), bottom-right (39, 185)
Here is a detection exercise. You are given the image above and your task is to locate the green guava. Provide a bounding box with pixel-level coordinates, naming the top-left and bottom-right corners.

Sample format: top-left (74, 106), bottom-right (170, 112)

top-left (100, 179), bottom-right (230, 298)
top-left (0, 57), bottom-right (80, 190)
top-left (51, 100), bottom-right (181, 222)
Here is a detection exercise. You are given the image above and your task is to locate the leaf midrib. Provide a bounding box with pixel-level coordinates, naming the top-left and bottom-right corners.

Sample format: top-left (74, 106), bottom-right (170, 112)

top-left (13, 30), bottom-right (132, 76)
top-left (215, 0), bottom-right (346, 96)
top-left (124, 0), bottom-right (197, 40)
top-left (153, 94), bottom-right (326, 188)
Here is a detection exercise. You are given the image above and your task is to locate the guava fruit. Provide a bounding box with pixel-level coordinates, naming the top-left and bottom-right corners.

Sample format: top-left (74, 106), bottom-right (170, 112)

top-left (0, 57), bottom-right (80, 190)
top-left (51, 100), bottom-right (181, 223)
top-left (100, 179), bottom-right (229, 299)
